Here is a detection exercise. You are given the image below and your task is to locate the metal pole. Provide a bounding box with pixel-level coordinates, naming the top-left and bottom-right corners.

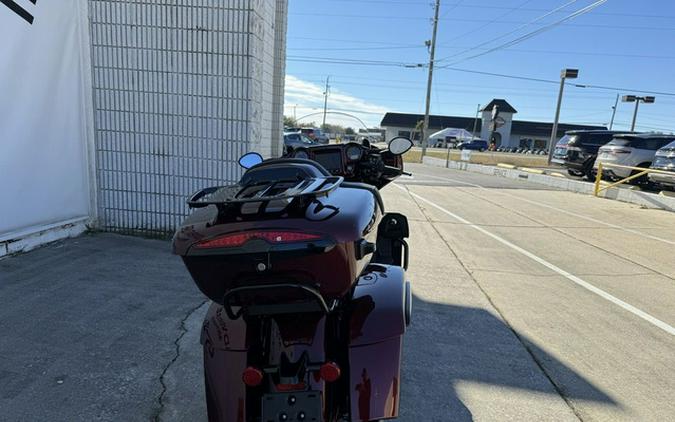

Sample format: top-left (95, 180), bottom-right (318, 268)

top-left (608, 94), bottom-right (618, 130)
top-left (420, 0), bottom-right (440, 160)
top-left (471, 103), bottom-right (480, 139)
top-left (630, 99), bottom-right (640, 131)
top-left (547, 75), bottom-right (566, 164)
top-left (293, 104), bottom-right (297, 123)
top-left (322, 76), bottom-right (330, 128)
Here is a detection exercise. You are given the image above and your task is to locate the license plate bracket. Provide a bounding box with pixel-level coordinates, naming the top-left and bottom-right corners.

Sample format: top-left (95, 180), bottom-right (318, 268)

top-left (261, 391), bottom-right (322, 422)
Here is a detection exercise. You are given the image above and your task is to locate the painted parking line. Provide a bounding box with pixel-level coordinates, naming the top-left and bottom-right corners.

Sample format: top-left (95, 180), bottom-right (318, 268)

top-left (394, 183), bottom-right (675, 337)
top-left (413, 171), bottom-right (675, 247)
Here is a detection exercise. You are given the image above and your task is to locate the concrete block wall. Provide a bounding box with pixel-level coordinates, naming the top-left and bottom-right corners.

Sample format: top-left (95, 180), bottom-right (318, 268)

top-left (88, 0), bottom-right (287, 235)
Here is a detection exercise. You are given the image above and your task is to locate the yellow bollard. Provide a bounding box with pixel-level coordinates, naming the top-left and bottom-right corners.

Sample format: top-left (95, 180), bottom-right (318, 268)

top-left (594, 162), bottom-right (603, 196)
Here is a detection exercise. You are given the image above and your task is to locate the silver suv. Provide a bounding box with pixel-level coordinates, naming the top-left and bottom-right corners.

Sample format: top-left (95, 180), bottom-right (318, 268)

top-left (649, 140), bottom-right (675, 188)
top-left (594, 134), bottom-right (675, 182)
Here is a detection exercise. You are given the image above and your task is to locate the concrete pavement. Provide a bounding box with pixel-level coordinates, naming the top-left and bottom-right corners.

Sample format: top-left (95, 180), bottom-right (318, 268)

top-left (394, 163), bottom-right (675, 421)
top-left (1, 162), bottom-right (674, 421)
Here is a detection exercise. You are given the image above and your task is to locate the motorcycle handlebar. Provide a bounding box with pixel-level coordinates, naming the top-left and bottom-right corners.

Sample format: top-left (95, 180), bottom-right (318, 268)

top-left (384, 165), bottom-right (411, 177)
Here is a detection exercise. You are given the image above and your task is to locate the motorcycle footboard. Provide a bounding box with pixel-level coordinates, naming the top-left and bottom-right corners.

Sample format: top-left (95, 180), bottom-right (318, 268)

top-left (262, 391), bottom-right (322, 422)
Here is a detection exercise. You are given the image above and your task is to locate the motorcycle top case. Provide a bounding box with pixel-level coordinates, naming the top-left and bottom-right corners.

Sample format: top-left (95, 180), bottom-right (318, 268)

top-left (173, 182), bottom-right (382, 304)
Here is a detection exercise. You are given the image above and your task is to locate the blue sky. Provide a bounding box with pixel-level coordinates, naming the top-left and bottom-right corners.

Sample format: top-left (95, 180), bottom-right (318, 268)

top-left (284, 0), bottom-right (675, 132)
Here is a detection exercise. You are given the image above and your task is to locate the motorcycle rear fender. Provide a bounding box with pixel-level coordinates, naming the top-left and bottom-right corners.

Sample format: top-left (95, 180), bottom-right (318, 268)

top-left (348, 264), bottom-right (410, 421)
top-left (200, 302), bottom-right (248, 352)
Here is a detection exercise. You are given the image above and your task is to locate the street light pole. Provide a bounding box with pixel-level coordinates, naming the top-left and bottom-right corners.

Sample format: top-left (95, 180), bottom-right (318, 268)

top-left (622, 95), bottom-right (655, 131)
top-left (608, 94), bottom-right (618, 130)
top-left (630, 100), bottom-right (640, 131)
top-left (548, 68), bottom-right (578, 164)
top-left (471, 103), bottom-right (480, 139)
top-left (420, 0), bottom-right (440, 160)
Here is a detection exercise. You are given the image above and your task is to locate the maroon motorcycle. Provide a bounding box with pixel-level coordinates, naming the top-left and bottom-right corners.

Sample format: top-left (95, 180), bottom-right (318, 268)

top-left (173, 137), bottom-right (413, 421)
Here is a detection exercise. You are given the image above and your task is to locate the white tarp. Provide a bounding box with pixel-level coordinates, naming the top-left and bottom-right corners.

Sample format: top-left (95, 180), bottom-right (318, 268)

top-left (0, 1), bottom-right (92, 239)
top-left (428, 127), bottom-right (475, 141)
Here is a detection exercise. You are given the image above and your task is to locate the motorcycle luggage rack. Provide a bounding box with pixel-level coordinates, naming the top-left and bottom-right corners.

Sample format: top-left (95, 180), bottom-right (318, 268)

top-left (221, 283), bottom-right (336, 320)
top-left (186, 176), bottom-right (344, 210)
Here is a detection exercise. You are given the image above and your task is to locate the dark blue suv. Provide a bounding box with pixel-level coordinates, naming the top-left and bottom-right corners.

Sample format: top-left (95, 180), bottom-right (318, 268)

top-left (457, 140), bottom-right (488, 151)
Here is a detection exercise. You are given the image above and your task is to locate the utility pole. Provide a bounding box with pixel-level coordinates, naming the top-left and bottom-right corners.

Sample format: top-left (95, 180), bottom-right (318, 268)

top-left (420, 0), bottom-right (440, 160)
top-left (608, 94), bottom-right (618, 130)
top-left (471, 103), bottom-right (480, 139)
top-left (322, 76), bottom-right (330, 128)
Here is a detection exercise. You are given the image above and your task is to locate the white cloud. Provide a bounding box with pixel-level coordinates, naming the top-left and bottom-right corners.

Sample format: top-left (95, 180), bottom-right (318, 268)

top-left (283, 75), bottom-right (387, 128)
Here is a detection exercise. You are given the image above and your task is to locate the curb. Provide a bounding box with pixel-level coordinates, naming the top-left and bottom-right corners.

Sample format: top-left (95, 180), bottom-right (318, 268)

top-left (521, 167), bottom-right (545, 175)
top-left (423, 157), bottom-right (675, 212)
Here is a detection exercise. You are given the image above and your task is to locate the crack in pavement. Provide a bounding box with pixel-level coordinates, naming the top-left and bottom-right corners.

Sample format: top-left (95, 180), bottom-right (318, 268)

top-left (153, 299), bottom-right (209, 422)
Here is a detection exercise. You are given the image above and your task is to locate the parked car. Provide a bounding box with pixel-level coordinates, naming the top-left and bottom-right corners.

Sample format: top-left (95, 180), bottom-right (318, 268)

top-left (594, 133), bottom-right (675, 183)
top-left (300, 127), bottom-right (329, 144)
top-left (457, 139), bottom-right (488, 151)
top-left (284, 132), bottom-right (316, 149)
top-left (552, 130), bottom-right (626, 179)
top-left (648, 140), bottom-right (675, 189)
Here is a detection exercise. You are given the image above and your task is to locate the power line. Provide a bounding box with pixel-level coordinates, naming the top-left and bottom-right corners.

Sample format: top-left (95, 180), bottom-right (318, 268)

top-left (286, 55), bottom-right (417, 67)
top-left (324, 0), bottom-right (675, 20)
top-left (287, 45), bottom-right (423, 52)
top-left (435, 0), bottom-right (580, 63)
top-left (441, 0), bottom-right (534, 45)
top-left (288, 39), bottom-right (675, 60)
top-left (288, 36), bottom-right (420, 46)
top-left (287, 56), bottom-right (675, 97)
top-left (439, 0), bottom-right (609, 67)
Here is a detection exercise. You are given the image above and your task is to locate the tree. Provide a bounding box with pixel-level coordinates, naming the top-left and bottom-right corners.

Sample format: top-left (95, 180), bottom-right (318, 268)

top-left (410, 120), bottom-right (424, 143)
top-left (321, 123), bottom-right (346, 134)
top-left (345, 127), bottom-right (355, 135)
top-left (283, 115), bottom-right (297, 127)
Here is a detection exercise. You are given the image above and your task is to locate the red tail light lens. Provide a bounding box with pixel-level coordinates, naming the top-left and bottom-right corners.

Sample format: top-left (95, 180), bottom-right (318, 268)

top-left (196, 231), bottom-right (322, 249)
top-left (242, 367), bottom-right (264, 387)
top-left (319, 362), bottom-right (341, 382)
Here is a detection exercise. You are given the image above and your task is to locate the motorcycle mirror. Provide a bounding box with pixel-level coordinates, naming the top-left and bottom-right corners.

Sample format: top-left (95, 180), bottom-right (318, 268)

top-left (238, 152), bottom-right (263, 169)
top-left (388, 137), bottom-right (413, 155)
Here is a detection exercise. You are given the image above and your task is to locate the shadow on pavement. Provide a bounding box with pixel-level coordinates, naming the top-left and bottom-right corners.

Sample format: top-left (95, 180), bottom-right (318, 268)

top-left (400, 294), bottom-right (617, 421)
top-left (0, 233), bottom-right (617, 421)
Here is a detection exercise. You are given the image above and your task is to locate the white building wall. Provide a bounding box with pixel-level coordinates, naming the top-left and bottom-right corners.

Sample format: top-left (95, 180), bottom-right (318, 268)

top-left (480, 111), bottom-right (513, 146)
top-left (270, 0), bottom-right (289, 158)
top-left (0, 1), bottom-right (93, 248)
top-left (88, 0), bottom-right (287, 235)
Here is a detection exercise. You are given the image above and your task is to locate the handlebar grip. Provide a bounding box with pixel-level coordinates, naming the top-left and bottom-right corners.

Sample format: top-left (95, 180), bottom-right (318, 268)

top-left (384, 165), bottom-right (411, 177)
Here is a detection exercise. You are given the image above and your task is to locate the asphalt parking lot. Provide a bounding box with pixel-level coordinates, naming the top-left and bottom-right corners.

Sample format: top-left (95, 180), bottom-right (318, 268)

top-left (1, 163), bottom-right (674, 421)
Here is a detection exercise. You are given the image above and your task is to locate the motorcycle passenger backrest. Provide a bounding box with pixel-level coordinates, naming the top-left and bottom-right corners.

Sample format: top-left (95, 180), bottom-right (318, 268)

top-left (373, 213), bottom-right (409, 267)
top-left (378, 213), bottom-right (409, 239)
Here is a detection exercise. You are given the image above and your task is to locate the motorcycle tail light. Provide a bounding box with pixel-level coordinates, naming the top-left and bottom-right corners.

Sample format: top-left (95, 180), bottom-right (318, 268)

top-left (196, 231), bottom-right (322, 249)
top-left (319, 362), bottom-right (341, 382)
top-left (242, 367), bottom-right (264, 387)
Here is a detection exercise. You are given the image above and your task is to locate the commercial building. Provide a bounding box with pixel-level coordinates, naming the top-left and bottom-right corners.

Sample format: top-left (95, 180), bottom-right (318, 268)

top-left (381, 99), bottom-right (606, 149)
top-left (0, 0), bottom-right (288, 256)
